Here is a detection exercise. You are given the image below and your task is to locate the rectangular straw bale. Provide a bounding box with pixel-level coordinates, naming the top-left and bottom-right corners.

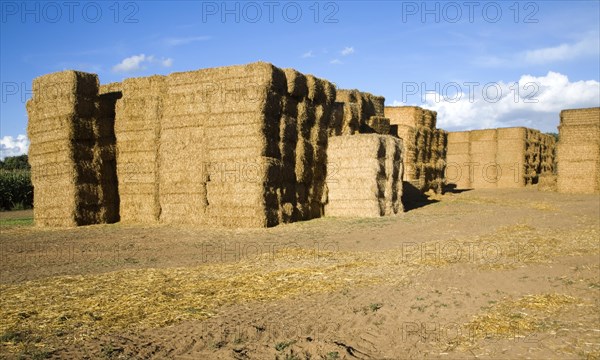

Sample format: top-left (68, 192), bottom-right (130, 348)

top-left (448, 131), bottom-right (470, 143)
top-left (496, 162), bottom-right (525, 188)
top-left (385, 106), bottom-right (422, 127)
top-left (557, 144), bottom-right (599, 162)
top-left (558, 124), bottom-right (599, 143)
top-left (447, 142), bottom-right (470, 155)
top-left (365, 116), bottom-right (391, 134)
top-left (497, 127), bottom-right (526, 140)
top-left (560, 107), bottom-right (600, 126)
top-left (423, 110), bottom-right (437, 129)
top-left (469, 129), bottom-right (497, 142)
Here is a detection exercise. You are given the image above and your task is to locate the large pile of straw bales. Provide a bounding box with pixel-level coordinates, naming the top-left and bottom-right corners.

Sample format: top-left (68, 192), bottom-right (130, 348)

top-left (446, 127), bottom-right (556, 189)
top-left (26, 71), bottom-right (119, 226)
top-left (557, 107), bottom-right (600, 194)
top-left (27, 63), bottom-right (338, 228)
top-left (384, 106), bottom-right (447, 194)
top-left (325, 134), bottom-right (403, 217)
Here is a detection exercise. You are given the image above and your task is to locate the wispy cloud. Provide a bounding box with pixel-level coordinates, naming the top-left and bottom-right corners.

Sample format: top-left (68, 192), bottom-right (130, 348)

top-left (302, 50), bottom-right (315, 58)
top-left (524, 34), bottom-right (598, 64)
top-left (476, 32), bottom-right (599, 67)
top-left (164, 35), bottom-right (211, 46)
top-left (330, 59), bottom-right (343, 65)
top-left (112, 54), bottom-right (173, 73)
top-left (341, 46), bottom-right (355, 56)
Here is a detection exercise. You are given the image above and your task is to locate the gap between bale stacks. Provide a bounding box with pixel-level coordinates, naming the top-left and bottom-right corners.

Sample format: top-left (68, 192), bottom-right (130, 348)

top-left (325, 134), bottom-right (403, 217)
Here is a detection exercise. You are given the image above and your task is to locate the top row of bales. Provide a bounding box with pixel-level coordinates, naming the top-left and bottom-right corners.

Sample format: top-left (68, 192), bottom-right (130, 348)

top-left (446, 127), bottom-right (556, 189)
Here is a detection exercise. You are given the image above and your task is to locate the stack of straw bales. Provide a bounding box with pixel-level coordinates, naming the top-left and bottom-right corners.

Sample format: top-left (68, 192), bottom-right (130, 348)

top-left (283, 69), bottom-right (337, 222)
top-left (329, 89), bottom-right (388, 136)
top-left (27, 71), bottom-right (118, 226)
top-left (114, 75), bottom-right (166, 223)
top-left (325, 134), bottom-right (403, 217)
top-left (28, 63), bottom-right (337, 228)
top-left (446, 127), bottom-right (556, 189)
top-left (384, 106), bottom-right (447, 194)
top-left (557, 107), bottom-right (600, 194)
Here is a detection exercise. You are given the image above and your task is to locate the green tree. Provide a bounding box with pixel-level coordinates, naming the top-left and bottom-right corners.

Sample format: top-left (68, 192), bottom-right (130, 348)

top-left (0, 155), bottom-right (30, 170)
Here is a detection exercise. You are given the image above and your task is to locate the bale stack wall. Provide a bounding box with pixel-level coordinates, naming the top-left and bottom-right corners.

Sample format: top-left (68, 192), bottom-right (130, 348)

top-left (557, 107), bottom-right (600, 194)
top-left (26, 71), bottom-right (118, 226)
top-left (446, 127), bottom-right (556, 189)
top-left (384, 106), bottom-right (445, 194)
top-left (325, 134), bottom-right (403, 217)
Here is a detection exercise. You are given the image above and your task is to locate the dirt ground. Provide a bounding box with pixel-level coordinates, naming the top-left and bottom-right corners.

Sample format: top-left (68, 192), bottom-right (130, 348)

top-left (1, 188), bottom-right (599, 359)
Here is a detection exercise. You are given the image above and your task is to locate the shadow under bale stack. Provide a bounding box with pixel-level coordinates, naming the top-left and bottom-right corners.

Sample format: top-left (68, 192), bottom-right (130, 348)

top-left (557, 107), bottom-right (600, 194)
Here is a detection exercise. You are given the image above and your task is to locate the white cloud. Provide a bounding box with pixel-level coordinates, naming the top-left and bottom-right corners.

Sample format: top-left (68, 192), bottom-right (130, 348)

top-left (392, 71), bottom-right (600, 133)
top-left (302, 50), bottom-right (315, 58)
top-left (524, 34), bottom-right (599, 64)
top-left (476, 32), bottom-right (599, 67)
top-left (112, 54), bottom-right (149, 73)
top-left (164, 35), bottom-right (211, 46)
top-left (0, 135), bottom-right (29, 160)
top-left (341, 46), bottom-right (355, 56)
top-left (112, 54), bottom-right (173, 73)
top-left (330, 59), bottom-right (343, 65)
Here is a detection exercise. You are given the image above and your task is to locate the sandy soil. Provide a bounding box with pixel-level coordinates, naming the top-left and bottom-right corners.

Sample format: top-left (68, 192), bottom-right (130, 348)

top-left (0, 188), bottom-right (599, 359)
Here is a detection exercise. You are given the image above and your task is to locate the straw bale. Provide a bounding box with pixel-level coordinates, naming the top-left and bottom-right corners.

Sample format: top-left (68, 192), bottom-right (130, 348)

top-left (283, 68), bottom-right (307, 98)
top-left (423, 110), bottom-right (437, 129)
top-left (470, 129), bottom-right (497, 142)
top-left (385, 106), bottom-right (423, 127)
top-left (560, 107), bottom-right (600, 126)
top-left (448, 131), bottom-right (470, 143)
top-left (497, 127), bottom-right (526, 140)
top-left (558, 125), bottom-right (599, 143)
top-left (557, 144), bottom-right (599, 162)
top-left (537, 173), bottom-right (557, 192)
top-left (470, 140), bottom-right (497, 155)
top-left (364, 116), bottom-right (391, 134)
top-left (447, 142), bottom-right (470, 155)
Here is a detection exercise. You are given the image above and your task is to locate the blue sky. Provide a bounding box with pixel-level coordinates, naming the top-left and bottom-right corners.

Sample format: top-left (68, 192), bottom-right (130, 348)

top-left (1, 0), bottom-right (599, 158)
